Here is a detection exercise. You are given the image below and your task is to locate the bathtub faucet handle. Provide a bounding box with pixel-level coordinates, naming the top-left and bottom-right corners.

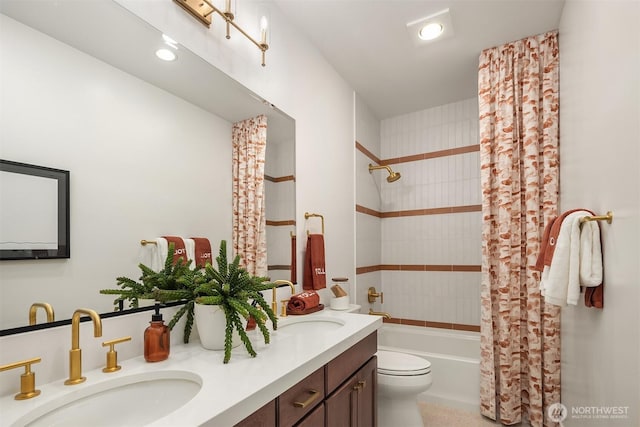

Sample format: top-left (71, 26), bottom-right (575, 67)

top-left (368, 287), bottom-right (383, 304)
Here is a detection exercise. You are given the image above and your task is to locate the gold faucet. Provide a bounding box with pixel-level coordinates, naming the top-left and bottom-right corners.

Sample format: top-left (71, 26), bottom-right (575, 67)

top-left (64, 308), bottom-right (102, 385)
top-left (28, 302), bottom-right (55, 325)
top-left (271, 280), bottom-right (295, 317)
top-left (369, 308), bottom-right (391, 319)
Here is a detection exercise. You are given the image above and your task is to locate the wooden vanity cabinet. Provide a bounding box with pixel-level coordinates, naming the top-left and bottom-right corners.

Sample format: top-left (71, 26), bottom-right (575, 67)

top-left (236, 331), bottom-right (377, 427)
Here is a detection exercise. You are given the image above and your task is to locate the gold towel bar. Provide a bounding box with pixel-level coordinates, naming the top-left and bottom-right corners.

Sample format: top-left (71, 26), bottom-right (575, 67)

top-left (140, 240), bottom-right (157, 245)
top-left (304, 212), bottom-right (325, 235)
top-left (580, 211), bottom-right (613, 224)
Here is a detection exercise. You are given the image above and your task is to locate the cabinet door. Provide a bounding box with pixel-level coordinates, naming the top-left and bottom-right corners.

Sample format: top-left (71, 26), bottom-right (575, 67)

top-left (355, 356), bottom-right (377, 427)
top-left (325, 375), bottom-right (358, 427)
top-left (325, 356), bottom-right (377, 427)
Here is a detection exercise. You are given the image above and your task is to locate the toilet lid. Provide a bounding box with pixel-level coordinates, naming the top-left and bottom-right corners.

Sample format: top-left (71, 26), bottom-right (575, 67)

top-left (377, 350), bottom-right (431, 376)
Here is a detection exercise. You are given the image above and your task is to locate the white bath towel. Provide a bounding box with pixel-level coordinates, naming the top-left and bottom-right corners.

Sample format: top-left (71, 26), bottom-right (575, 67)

top-left (183, 238), bottom-right (196, 270)
top-left (579, 220), bottom-right (603, 287)
top-left (540, 210), bottom-right (591, 306)
top-left (152, 237), bottom-right (168, 272)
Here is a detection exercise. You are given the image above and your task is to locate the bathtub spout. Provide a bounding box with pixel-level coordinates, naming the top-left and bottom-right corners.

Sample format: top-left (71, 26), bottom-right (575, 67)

top-left (369, 308), bottom-right (391, 319)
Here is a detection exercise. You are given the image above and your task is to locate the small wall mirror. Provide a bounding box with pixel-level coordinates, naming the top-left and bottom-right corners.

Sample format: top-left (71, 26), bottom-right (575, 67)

top-left (0, 160), bottom-right (70, 260)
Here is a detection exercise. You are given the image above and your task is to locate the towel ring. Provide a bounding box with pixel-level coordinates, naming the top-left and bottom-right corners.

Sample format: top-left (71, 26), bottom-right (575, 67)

top-left (304, 212), bottom-right (324, 235)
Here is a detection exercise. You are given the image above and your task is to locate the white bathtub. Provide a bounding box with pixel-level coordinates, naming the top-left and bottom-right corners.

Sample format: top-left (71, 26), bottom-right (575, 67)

top-left (377, 323), bottom-right (480, 412)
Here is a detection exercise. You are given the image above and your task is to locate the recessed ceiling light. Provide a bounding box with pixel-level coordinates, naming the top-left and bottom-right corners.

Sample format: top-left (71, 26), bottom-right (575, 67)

top-left (155, 48), bottom-right (176, 61)
top-left (419, 23), bottom-right (443, 40)
top-left (406, 9), bottom-right (454, 47)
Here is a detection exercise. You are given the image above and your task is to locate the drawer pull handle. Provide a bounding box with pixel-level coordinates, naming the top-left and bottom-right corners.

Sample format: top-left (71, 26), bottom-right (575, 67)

top-left (293, 389), bottom-right (320, 408)
top-left (353, 380), bottom-right (366, 391)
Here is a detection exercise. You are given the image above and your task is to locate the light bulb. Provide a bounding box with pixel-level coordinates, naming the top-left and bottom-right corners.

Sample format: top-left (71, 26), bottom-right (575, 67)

top-left (419, 23), bottom-right (443, 41)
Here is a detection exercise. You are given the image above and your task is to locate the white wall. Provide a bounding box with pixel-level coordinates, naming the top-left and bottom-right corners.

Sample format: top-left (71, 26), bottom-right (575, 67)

top-left (559, 1), bottom-right (640, 425)
top-left (355, 94), bottom-right (382, 309)
top-left (116, 0), bottom-right (357, 305)
top-left (0, 15), bottom-right (232, 329)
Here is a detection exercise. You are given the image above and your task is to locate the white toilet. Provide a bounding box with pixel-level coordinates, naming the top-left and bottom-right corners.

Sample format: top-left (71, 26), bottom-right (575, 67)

top-left (376, 350), bottom-right (432, 427)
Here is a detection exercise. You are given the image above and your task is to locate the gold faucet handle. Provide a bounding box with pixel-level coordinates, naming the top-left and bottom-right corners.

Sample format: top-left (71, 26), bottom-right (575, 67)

top-left (280, 299), bottom-right (290, 317)
top-left (0, 357), bottom-right (42, 400)
top-left (101, 336), bottom-right (132, 373)
top-left (367, 287), bottom-right (384, 303)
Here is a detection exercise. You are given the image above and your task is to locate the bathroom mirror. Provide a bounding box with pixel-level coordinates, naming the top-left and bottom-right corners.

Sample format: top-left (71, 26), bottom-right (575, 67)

top-left (0, 0), bottom-right (295, 333)
top-left (0, 160), bottom-right (70, 260)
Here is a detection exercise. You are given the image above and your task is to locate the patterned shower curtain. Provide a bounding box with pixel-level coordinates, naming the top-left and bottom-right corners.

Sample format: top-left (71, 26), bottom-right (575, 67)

top-left (232, 115), bottom-right (268, 277)
top-left (478, 31), bottom-right (560, 427)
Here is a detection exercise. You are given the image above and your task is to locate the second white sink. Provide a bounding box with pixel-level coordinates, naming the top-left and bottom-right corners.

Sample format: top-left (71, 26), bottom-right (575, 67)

top-left (15, 370), bottom-right (202, 427)
top-left (277, 316), bottom-right (345, 334)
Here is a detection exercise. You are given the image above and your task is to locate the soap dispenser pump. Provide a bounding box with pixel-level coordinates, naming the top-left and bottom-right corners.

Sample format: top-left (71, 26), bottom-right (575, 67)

top-left (144, 303), bottom-right (170, 362)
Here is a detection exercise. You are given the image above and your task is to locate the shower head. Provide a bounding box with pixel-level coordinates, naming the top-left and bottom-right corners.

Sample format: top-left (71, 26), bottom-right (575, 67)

top-left (368, 164), bottom-right (401, 183)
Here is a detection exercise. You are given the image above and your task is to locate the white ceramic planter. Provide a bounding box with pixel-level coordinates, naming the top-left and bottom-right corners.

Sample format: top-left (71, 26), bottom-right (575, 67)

top-left (194, 303), bottom-right (241, 350)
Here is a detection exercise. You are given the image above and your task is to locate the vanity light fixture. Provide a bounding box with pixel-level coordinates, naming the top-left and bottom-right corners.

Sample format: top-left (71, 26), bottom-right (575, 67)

top-left (173, 0), bottom-right (270, 66)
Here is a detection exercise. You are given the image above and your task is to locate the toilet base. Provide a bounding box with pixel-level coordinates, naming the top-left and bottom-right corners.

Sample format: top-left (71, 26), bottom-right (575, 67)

top-left (377, 395), bottom-right (424, 427)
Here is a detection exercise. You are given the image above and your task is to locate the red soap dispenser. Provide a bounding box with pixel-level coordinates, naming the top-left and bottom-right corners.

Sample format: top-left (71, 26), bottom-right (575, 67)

top-left (144, 303), bottom-right (170, 362)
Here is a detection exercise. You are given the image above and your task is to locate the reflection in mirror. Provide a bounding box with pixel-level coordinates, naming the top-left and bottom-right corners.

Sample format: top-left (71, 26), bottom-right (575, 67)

top-left (0, 0), bottom-right (295, 334)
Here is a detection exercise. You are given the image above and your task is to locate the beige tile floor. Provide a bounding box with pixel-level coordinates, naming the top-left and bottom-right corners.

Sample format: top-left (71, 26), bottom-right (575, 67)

top-left (419, 401), bottom-right (499, 427)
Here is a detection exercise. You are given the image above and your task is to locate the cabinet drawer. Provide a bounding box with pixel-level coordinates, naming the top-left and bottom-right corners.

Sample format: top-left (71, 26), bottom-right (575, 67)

top-left (278, 367), bottom-right (325, 427)
top-left (295, 402), bottom-right (325, 427)
top-left (234, 399), bottom-right (276, 427)
top-left (326, 332), bottom-right (377, 394)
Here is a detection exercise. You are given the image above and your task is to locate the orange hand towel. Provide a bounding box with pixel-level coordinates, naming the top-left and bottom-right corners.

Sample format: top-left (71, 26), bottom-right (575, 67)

top-left (190, 237), bottom-right (213, 269)
top-left (303, 234), bottom-right (326, 290)
top-left (287, 291), bottom-right (320, 314)
top-left (162, 236), bottom-right (188, 265)
top-left (585, 282), bottom-right (604, 309)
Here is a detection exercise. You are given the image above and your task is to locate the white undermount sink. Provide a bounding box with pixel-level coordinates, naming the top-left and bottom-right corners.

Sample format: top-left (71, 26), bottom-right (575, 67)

top-left (277, 316), bottom-right (345, 334)
top-left (14, 370), bottom-right (202, 427)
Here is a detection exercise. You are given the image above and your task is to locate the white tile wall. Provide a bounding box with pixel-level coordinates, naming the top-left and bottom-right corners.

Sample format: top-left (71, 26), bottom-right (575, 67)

top-left (377, 98), bottom-right (482, 326)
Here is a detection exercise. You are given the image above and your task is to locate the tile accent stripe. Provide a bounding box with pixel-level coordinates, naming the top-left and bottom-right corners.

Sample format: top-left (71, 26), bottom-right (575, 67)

top-left (355, 141), bottom-right (381, 164)
top-left (356, 204), bottom-right (481, 218)
top-left (265, 174), bottom-right (295, 183)
top-left (268, 265), bottom-right (291, 271)
top-left (356, 264), bottom-right (481, 274)
top-left (382, 144), bottom-right (480, 166)
top-left (266, 220), bottom-right (296, 226)
top-left (382, 317), bottom-right (480, 332)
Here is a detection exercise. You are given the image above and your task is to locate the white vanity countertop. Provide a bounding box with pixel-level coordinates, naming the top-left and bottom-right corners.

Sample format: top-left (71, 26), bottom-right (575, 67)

top-left (0, 309), bottom-right (382, 427)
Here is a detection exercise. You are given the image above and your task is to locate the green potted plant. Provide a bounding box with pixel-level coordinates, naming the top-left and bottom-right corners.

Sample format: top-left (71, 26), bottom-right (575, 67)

top-left (99, 242), bottom-right (194, 309)
top-left (191, 240), bottom-right (277, 363)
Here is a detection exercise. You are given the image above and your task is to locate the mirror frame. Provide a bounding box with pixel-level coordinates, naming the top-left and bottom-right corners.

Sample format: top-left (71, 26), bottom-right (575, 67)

top-left (0, 159), bottom-right (70, 260)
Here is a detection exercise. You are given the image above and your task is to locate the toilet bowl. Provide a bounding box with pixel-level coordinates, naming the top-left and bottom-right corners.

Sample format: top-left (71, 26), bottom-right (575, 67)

top-left (376, 350), bottom-right (432, 427)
